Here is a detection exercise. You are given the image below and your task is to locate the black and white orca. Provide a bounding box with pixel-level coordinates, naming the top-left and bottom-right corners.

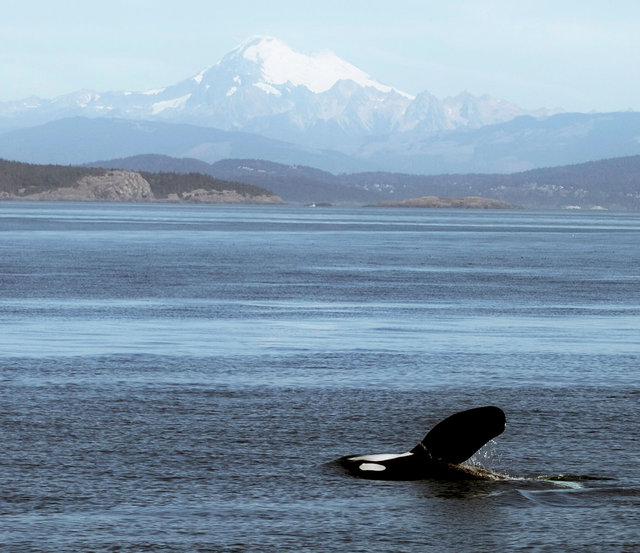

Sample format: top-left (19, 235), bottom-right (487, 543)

top-left (336, 406), bottom-right (506, 480)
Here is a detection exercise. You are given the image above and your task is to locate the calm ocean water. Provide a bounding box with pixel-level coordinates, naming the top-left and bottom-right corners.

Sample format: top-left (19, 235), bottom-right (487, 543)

top-left (1, 202), bottom-right (639, 552)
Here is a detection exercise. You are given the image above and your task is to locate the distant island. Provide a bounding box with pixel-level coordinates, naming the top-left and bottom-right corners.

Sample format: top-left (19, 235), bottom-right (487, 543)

top-left (0, 159), bottom-right (283, 204)
top-left (370, 196), bottom-right (521, 209)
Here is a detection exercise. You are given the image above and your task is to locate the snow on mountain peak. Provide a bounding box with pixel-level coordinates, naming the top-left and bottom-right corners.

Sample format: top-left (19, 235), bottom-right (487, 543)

top-left (230, 35), bottom-right (410, 97)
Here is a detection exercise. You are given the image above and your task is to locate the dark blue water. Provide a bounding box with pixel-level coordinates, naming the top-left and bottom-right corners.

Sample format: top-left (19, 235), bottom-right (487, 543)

top-left (1, 203), bottom-right (639, 552)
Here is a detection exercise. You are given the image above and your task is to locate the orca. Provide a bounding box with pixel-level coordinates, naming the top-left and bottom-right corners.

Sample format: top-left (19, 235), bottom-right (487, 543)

top-left (336, 406), bottom-right (506, 480)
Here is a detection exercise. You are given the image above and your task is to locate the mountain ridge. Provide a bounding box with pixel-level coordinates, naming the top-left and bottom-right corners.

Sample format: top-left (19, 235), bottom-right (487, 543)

top-left (3, 111), bottom-right (639, 175)
top-left (0, 117), bottom-right (365, 172)
top-left (0, 35), bottom-right (557, 146)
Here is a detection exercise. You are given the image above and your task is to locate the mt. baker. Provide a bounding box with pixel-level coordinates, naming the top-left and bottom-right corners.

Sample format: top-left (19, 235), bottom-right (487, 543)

top-left (1, 36), bottom-right (553, 149)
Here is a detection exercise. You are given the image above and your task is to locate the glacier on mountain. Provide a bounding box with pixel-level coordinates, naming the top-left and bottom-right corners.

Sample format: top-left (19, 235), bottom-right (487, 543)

top-left (238, 35), bottom-right (404, 96)
top-left (151, 94), bottom-right (192, 115)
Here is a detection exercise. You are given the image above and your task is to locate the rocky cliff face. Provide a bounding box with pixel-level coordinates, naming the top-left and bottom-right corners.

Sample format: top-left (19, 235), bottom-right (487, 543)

top-left (76, 171), bottom-right (154, 201)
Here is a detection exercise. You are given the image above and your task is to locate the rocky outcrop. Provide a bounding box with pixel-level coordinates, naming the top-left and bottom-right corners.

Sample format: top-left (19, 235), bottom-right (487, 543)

top-left (372, 196), bottom-right (521, 209)
top-left (166, 188), bottom-right (284, 204)
top-left (76, 171), bottom-right (154, 201)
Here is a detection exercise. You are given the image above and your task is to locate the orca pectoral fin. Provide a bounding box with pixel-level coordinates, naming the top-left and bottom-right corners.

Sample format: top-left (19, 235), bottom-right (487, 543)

top-left (412, 406), bottom-right (506, 465)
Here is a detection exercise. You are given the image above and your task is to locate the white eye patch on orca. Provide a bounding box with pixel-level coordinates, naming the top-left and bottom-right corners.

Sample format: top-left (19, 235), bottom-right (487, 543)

top-left (358, 463), bottom-right (386, 472)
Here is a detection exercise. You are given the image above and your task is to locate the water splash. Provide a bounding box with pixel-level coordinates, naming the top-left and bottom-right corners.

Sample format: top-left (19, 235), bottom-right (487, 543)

top-left (467, 439), bottom-right (501, 468)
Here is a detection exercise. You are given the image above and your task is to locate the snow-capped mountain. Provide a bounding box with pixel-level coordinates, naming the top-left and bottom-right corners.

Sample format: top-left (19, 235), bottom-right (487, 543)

top-left (0, 36), bottom-right (555, 148)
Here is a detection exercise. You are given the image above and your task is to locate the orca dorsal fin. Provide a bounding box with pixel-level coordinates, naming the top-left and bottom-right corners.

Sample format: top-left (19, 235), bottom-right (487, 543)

top-left (411, 406), bottom-right (506, 465)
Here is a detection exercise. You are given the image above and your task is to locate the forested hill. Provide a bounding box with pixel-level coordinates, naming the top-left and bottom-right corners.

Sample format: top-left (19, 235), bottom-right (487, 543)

top-left (4, 154), bottom-right (640, 209)
top-left (0, 159), bottom-right (282, 203)
top-left (87, 153), bottom-right (640, 210)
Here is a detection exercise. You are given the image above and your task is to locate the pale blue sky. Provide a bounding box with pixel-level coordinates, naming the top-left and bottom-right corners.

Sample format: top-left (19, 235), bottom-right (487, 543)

top-left (2, 0), bottom-right (639, 112)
